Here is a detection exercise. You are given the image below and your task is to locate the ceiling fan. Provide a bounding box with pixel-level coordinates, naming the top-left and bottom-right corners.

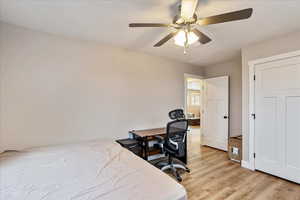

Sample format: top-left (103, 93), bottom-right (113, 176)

top-left (129, 0), bottom-right (253, 53)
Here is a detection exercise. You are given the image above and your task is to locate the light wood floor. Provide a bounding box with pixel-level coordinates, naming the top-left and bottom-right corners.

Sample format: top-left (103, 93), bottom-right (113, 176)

top-left (179, 133), bottom-right (300, 200)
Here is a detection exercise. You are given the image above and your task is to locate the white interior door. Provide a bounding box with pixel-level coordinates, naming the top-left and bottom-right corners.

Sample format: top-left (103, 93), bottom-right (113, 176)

top-left (254, 56), bottom-right (300, 184)
top-left (202, 76), bottom-right (229, 151)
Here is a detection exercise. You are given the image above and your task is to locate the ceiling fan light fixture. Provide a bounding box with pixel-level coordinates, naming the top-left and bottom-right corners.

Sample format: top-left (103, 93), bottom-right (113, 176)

top-left (174, 30), bottom-right (199, 47)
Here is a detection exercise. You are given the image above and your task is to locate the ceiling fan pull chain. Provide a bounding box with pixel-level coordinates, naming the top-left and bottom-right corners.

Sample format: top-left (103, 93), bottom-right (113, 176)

top-left (184, 29), bottom-right (189, 54)
top-left (184, 29), bottom-right (189, 46)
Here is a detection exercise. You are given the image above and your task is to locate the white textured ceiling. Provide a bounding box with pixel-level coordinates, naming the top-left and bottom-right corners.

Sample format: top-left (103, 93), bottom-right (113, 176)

top-left (1, 0), bottom-right (300, 66)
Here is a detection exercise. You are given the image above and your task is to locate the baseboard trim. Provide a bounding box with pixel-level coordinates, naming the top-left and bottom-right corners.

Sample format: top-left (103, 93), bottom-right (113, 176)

top-left (241, 160), bottom-right (255, 171)
top-left (202, 138), bottom-right (228, 152)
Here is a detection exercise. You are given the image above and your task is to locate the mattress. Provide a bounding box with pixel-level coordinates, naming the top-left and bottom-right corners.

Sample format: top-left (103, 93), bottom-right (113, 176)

top-left (0, 139), bottom-right (187, 200)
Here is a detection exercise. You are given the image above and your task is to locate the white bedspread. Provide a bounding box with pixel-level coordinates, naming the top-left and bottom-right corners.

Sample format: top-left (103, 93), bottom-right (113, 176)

top-left (0, 140), bottom-right (187, 200)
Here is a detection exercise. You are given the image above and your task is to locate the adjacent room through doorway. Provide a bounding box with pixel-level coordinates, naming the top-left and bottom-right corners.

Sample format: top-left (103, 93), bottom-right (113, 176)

top-left (184, 75), bottom-right (203, 154)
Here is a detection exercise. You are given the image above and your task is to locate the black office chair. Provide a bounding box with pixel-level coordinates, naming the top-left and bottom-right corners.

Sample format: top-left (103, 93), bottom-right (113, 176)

top-left (156, 119), bottom-right (190, 182)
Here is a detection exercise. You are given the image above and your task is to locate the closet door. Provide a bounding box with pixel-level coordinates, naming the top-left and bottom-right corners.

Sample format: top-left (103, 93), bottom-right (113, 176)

top-left (254, 56), bottom-right (300, 184)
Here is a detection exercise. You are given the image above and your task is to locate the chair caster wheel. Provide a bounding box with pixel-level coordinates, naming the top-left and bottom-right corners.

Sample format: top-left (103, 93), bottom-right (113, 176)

top-left (175, 171), bottom-right (182, 182)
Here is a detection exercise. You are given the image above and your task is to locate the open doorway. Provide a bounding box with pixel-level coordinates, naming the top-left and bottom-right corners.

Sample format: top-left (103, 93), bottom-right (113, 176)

top-left (184, 74), bottom-right (203, 154)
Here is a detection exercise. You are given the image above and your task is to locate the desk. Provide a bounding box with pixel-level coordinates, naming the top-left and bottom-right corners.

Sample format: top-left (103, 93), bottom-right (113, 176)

top-left (129, 128), bottom-right (187, 164)
top-left (188, 118), bottom-right (200, 126)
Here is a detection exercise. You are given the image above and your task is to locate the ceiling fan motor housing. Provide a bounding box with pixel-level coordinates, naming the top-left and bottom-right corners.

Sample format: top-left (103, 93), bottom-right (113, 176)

top-left (173, 12), bottom-right (198, 25)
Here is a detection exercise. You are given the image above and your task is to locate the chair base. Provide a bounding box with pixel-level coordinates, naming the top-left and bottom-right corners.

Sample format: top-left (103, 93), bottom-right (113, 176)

top-left (155, 157), bottom-right (190, 182)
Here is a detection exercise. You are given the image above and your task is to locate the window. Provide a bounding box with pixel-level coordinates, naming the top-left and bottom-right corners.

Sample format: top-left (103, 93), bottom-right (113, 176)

top-left (191, 94), bottom-right (200, 106)
top-left (187, 81), bottom-right (201, 90)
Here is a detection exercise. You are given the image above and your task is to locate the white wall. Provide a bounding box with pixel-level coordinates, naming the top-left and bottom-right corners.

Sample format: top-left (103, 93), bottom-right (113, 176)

top-left (202, 57), bottom-right (242, 137)
top-left (0, 23), bottom-right (203, 151)
top-left (242, 31), bottom-right (300, 161)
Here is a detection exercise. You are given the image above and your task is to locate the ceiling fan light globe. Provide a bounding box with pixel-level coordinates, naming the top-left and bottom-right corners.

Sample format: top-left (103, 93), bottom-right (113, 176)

top-left (174, 30), bottom-right (199, 46)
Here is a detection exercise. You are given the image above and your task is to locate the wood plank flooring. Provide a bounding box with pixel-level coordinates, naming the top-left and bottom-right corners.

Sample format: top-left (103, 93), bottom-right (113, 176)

top-left (178, 132), bottom-right (300, 200)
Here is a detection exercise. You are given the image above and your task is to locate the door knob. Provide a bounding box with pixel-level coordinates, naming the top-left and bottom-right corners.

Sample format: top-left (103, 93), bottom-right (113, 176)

top-left (224, 116), bottom-right (228, 119)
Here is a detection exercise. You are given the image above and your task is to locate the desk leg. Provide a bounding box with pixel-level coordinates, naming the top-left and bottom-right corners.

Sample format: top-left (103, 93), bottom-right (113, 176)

top-left (131, 134), bottom-right (144, 159)
top-left (144, 138), bottom-right (149, 161)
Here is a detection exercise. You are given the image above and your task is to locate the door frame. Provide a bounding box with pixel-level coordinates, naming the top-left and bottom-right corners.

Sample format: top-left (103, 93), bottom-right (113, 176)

top-left (184, 73), bottom-right (204, 146)
top-left (246, 50), bottom-right (300, 171)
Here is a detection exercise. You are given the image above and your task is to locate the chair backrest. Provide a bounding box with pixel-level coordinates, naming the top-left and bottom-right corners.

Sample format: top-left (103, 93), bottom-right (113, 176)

top-left (165, 119), bottom-right (188, 157)
top-left (168, 109), bottom-right (185, 120)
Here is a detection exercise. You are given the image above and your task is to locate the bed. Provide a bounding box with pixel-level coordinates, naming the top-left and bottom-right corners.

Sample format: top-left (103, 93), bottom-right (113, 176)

top-left (0, 139), bottom-right (187, 200)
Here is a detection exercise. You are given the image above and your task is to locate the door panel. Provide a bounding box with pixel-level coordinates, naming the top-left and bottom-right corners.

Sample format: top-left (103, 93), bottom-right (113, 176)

top-left (254, 56), bottom-right (300, 184)
top-left (203, 76), bottom-right (229, 151)
top-left (286, 96), bottom-right (300, 169)
top-left (256, 97), bottom-right (279, 163)
top-left (261, 64), bottom-right (300, 90)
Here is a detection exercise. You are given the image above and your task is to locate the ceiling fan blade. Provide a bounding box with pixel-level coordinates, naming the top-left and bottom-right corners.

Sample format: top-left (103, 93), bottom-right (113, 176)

top-left (154, 31), bottom-right (179, 47)
top-left (197, 8), bottom-right (253, 26)
top-left (129, 23), bottom-right (170, 28)
top-left (181, 0), bottom-right (198, 20)
top-left (192, 29), bottom-right (212, 44)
